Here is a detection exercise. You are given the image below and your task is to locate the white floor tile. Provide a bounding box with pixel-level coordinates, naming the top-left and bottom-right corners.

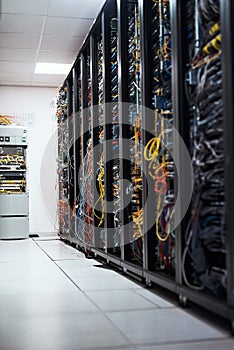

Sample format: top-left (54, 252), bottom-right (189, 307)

top-left (72, 275), bottom-right (141, 291)
top-left (0, 241), bottom-right (49, 263)
top-left (0, 314), bottom-right (130, 350)
top-left (0, 262), bottom-right (66, 281)
top-left (106, 309), bottom-right (227, 345)
top-left (36, 245), bottom-right (85, 261)
top-left (0, 238), bottom-right (232, 350)
top-left (134, 288), bottom-right (175, 308)
top-left (61, 265), bottom-right (118, 278)
top-left (0, 291), bottom-right (99, 318)
top-left (137, 339), bottom-right (234, 350)
top-left (56, 259), bottom-right (103, 268)
top-left (0, 277), bottom-right (78, 295)
top-left (85, 289), bottom-right (158, 312)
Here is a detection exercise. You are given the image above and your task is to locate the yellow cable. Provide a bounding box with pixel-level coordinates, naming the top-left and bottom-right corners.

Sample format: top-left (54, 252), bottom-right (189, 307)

top-left (93, 154), bottom-right (105, 227)
top-left (144, 137), bottom-right (161, 161)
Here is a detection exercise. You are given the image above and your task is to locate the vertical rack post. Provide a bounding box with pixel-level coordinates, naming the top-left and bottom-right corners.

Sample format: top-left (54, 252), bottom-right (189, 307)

top-left (220, 0), bottom-right (234, 311)
top-left (81, 53), bottom-right (88, 159)
top-left (67, 75), bottom-right (76, 239)
top-left (75, 59), bottom-right (83, 243)
top-left (117, 0), bottom-right (131, 261)
top-left (106, 0), bottom-right (121, 258)
top-left (66, 78), bottom-right (71, 240)
top-left (79, 53), bottom-right (88, 246)
top-left (72, 66), bottom-right (79, 242)
top-left (90, 33), bottom-right (99, 249)
top-left (139, 0), bottom-right (156, 272)
top-left (83, 47), bottom-right (94, 250)
top-left (103, 6), bottom-right (114, 253)
top-left (170, 0), bottom-right (190, 286)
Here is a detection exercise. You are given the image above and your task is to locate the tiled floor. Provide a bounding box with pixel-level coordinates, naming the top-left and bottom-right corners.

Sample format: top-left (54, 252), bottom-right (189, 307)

top-left (0, 236), bottom-right (233, 350)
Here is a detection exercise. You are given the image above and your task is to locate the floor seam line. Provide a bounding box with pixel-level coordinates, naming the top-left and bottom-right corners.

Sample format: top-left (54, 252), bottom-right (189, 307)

top-left (33, 239), bottom-right (84, 292)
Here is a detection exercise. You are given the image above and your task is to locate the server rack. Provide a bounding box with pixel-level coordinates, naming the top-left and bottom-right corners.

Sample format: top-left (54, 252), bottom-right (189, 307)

top-left (170, 0), bottom-right (234, 324)
top-left (57, 85), bottom-right (70, 239)
top-left (73, 58), bottom-right (82, 246)
top-left (56, 0), bottom-right (234, 326)
top-left (221, 0), bottom-right (234, 321)
top-left (91, 18), bottom-right (105, 251)
top-left (140, 0), bottom-right (177, 291)
top-left (67, 75), bottom-right (76, 241)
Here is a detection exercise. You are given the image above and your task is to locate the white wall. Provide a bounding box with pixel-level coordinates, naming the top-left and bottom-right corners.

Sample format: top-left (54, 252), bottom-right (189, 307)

top-left (0, 86), bottom-right (58, 234)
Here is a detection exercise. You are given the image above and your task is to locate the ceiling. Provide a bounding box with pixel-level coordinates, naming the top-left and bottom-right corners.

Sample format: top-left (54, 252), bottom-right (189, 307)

top-left (0, 0), bottom-right (106, 87)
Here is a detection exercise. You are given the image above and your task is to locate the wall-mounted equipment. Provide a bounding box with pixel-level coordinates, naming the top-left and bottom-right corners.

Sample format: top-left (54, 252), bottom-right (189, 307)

top-left (0, 126), bottom-right (29, 239)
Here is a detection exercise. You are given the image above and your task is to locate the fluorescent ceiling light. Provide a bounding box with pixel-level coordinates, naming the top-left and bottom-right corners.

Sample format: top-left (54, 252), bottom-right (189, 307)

top-left (35, 63), bottom-right (72, 75)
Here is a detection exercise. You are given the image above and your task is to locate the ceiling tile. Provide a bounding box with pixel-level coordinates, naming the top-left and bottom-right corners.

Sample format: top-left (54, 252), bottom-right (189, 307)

top-left (44, 17), bottom-right (93, 36)
top-left (0, 14), bottom-right (44, 34)
top-left (0, 61), bottom-right (35, 73)
top-left (38, 50), bottom-right (77, 64)
top-left (0, 0), bottom-right (104, 87)
top-left (40, 34), bottom-right (84, 51)
top-left (0, 48), bottom-right (37, 62)
top-left (0, 33), bottom-right (40, 49)
top-left (47, 0), bottom-right (105, 19)
top-left (1, 0), bottom-right (49, 15)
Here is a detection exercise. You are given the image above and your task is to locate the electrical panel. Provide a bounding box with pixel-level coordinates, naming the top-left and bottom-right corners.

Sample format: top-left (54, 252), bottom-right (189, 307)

top-left (56, 0), bottom-right (234, 323)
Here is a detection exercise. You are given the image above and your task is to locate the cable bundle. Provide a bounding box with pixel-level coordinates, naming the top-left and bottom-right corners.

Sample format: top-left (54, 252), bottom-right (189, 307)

top-left (0, 115), bottom-right (13, 125)
top-left (127, 2), bottom-right (141, 106)
top-left (183, 0), bottom-right (226, 297)
top-left (76, 57), bottom-right (94, 248)
top-left (56, 86), bottom-right (70, 236)
top-left (93, 36), bottom-right (105, 244)
top-left (126, 1), bottom-right (143, 264)
top-left (81, 138), bottom-right (94, 246)
top-left (143, 0), bottom-right (175, 272)
top-left (56, 86), bottom-right (68, 122)
top-left (152, 0), bottom-right (172, 111)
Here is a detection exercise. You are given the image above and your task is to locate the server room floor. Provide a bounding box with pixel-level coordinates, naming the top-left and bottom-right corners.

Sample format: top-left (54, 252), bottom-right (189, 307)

top-left (0, 234), bottom-right (234, 350)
